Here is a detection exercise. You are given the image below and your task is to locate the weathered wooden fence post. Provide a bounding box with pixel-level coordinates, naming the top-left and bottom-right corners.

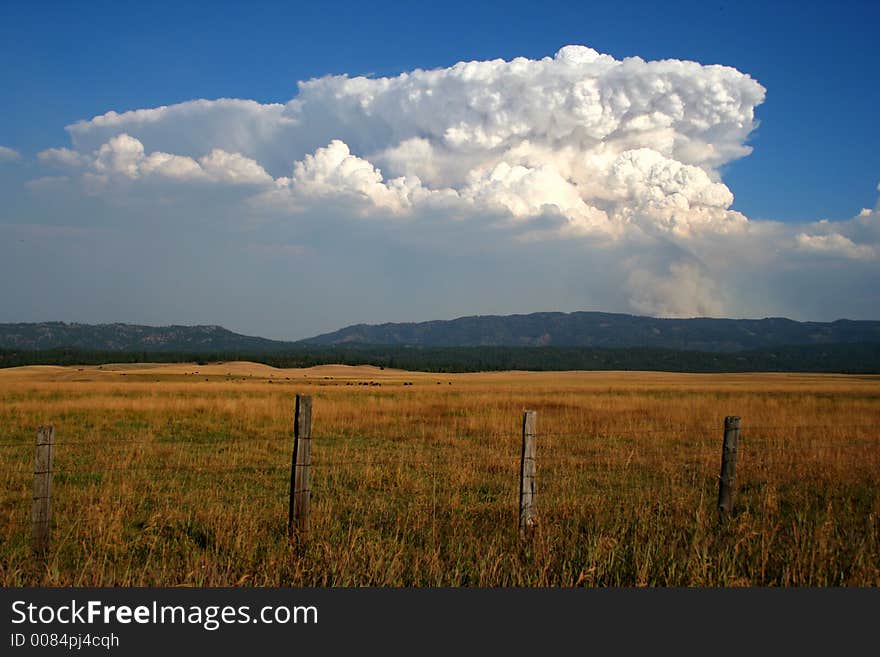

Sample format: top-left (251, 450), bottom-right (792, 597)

top-left (288, 395), bottom-right (312, 546)
top-left (519, 410), bottom-right (537, 540)
top-left (717, 415), bottom-right (740, 523)
top-left (32, 425), bottom-right (54, 555)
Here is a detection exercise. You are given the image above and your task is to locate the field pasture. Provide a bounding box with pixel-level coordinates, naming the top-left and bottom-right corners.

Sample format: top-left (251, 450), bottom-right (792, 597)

top-left (1, 362), bottom-right (878, 586)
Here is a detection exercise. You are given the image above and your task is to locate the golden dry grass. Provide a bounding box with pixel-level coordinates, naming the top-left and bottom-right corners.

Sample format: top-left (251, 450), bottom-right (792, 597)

top-left (0, 363), bottom-right (878, 586)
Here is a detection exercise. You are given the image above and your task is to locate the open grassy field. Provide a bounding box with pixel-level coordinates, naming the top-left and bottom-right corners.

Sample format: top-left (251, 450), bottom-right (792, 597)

top-left (1, 362), bottom-right (878, 586)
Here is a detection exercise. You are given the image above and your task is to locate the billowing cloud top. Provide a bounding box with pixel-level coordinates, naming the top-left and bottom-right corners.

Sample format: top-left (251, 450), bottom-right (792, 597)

top-left (48, 45), bottom-right (765, 239)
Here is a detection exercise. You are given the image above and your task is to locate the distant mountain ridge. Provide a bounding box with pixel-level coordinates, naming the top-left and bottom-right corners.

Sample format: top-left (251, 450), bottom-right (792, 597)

top-left (302, 311), bottom-right (880, 352)
top-left (0, 322), bottom-right (291, 353)
top-left (2, 312), bottom-right (880, 354)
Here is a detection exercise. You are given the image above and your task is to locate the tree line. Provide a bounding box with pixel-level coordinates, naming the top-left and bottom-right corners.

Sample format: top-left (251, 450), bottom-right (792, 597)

top-left (1, 343), bottom-right (879, 373)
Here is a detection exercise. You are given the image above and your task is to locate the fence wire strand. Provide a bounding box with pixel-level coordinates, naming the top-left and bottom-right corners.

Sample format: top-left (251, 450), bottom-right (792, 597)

top-left (2, 413), bottom-right (878, 518)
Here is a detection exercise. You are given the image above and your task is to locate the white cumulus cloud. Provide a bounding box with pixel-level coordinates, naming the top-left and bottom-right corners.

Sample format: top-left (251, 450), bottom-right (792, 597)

top-left (199, 149), bottom-right (274, 185)
top-left (77, 133), bottom-right (272, 189)
top-left (461, 161), bottom-right (611, 234)
top-left (0, 145), bottom-right (21, 162)
top-left (38, 147), bottom-right (85, 167)
top-left (46, 45), bottom-right (765, 240)
top-left (795, 232), bottom-right (876, 260)
top-left (282, 139), bottom-right (422, 213)
top-left (66, 99), bottom-right (289, 163)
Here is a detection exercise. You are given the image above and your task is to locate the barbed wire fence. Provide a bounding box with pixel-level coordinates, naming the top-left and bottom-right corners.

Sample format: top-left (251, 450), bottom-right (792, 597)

top-left (1, 393), bottom-right (878, 557)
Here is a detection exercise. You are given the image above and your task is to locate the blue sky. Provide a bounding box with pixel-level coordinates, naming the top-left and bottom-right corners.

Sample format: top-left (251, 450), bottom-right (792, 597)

top-left (2, 0), bottom-right (877, 221)
top-left (1, 0), bottom-right (878, 337)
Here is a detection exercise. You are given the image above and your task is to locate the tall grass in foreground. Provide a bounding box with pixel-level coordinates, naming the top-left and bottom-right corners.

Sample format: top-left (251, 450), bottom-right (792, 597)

top-left (0, 367), bottom-right (878, 586)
